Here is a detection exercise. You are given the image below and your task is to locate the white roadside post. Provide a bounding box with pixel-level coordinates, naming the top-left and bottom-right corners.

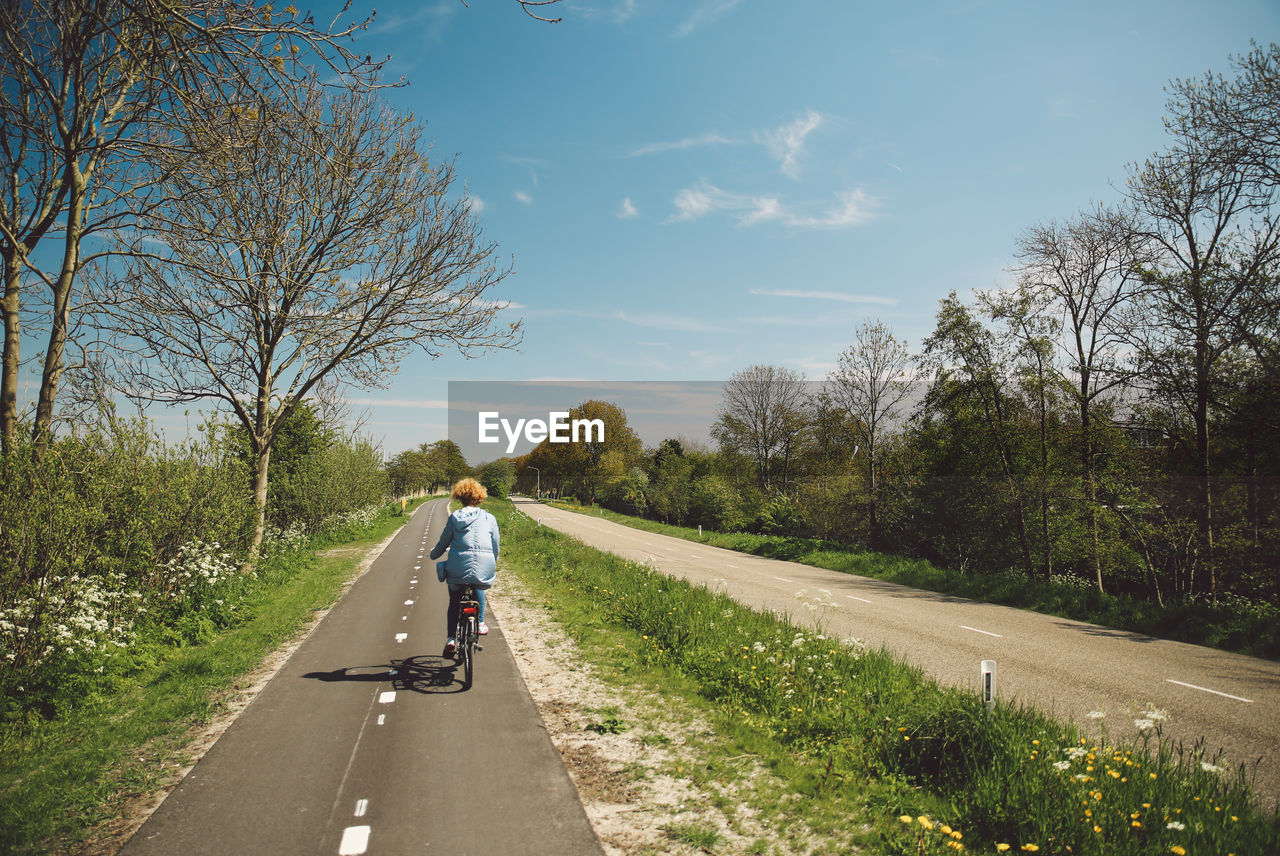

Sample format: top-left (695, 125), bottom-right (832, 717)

top-left (981, 660), bottom-right (996, 712)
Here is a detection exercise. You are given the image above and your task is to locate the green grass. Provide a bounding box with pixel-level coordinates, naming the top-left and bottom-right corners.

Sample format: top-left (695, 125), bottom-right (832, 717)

top-left (546, 500), bottom-right (1280, 661)
top-left (0, 498), bottom-right (429, 855)
top-left (500, 498), bottom-right (1280, 855)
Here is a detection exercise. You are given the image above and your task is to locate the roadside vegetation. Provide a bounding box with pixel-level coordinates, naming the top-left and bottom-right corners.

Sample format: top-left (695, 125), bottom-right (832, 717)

top-left (548, 499), bottom-right (1280, 661)
top-left (496, 498), bottom-right (1280, 855)
top-left (0, 408), bottom-right (425, 853)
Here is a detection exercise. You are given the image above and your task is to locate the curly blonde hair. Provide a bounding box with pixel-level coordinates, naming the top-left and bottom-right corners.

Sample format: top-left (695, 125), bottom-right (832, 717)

top-left (451, 477), bottom-right (488, 506)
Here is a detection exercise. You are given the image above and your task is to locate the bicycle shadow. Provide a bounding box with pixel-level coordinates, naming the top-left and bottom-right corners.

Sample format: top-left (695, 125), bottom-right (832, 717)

top-left (301, 654), bottom-right (467, 695)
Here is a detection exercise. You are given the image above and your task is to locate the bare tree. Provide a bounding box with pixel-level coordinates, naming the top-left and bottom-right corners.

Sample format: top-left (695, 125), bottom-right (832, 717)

top-left (92, 79), bottom-right (519, 555)
top-left (827, 321), bottom-right (912, 540)
top-left (712, 365), bottom-right (808, 492)
top-left (0, 0), bottom-right (562, 459)
top-left (1123, 120), bottom-right (1280, 599)
top-left (1013, 205), bottom-right (1147, 590)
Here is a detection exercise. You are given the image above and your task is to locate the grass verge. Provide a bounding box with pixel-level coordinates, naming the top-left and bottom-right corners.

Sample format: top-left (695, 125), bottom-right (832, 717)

top-left (0, 498), bottom-right (429, 855)
top-left (501, 499), bottom-right (1280, 855)
top-left (545, 500), bottom-right (1280, 661)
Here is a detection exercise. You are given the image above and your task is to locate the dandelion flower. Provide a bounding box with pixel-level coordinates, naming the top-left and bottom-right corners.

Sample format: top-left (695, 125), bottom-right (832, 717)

top-left (898, 815), bottom-right (913, 824)
top-left (996, 846), bottom-right (1010, 852)
top-left (1171, 848), bottom-right (1187, 856)
top-left (1021, 846), bottom-right (1040, 853)
top-left (917, 816), bottom-right (934, 830)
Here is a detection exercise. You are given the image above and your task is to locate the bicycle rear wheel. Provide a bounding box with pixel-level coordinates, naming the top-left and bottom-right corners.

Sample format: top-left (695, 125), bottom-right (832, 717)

top-left (460, 618), bottom-right (474, 688)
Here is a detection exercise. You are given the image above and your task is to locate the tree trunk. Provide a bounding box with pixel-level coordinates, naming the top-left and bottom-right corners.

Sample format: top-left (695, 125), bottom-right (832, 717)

top-left (1, 252), bottom-right (21, 457)
top-left (1194, 330), bottom-right (1215, 602)
top-left (31, 178), bottom-right (85, 460)
top-left (249, 442), bottom-right (271, 560)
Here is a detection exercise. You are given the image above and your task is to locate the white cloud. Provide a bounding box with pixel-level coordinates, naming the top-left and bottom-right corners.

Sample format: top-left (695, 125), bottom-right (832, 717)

top-left (749, 288), bottom-right (898, 306)
top-left (755, 109), bottom-right (824, 178)
top-left (345, 398), bottom-right (449, 409)
top-left (617, 197), bottom-right (639, 218)
top-left (675, 0), bottom-right (744, 37)
top-left (468, 196), bottom-right (486, 214)
top-left (669, 181), bottom-right (878, 229)
top-left (629, 132), bottom-right (736, 157)
top-left (514, 190), bottom-right (533, 205)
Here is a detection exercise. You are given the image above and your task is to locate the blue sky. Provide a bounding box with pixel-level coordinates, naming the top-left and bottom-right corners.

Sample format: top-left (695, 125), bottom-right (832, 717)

top-left (331, 0), bottom-right (1277, 456)
top-left (16, 0), bottom-right (1267, 458)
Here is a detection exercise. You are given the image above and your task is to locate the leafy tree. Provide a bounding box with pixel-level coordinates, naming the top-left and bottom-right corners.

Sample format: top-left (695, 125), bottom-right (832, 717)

top-left (423, 440), bottom-right (472, 492)
top-left (476, 459), bottom-right (516, 499)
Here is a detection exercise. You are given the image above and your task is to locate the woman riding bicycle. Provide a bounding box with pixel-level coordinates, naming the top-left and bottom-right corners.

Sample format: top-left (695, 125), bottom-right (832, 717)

top-left (429, 477), bottom-right (499, 656)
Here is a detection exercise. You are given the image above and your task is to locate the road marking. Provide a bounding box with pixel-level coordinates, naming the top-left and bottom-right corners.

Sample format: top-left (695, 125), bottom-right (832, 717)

top-left (394, 633), bottom-right (407, 644)
top-left (960, 625), bottom-right (1003, 638)
top-left (339, 825), bottom-right (371, 855)
top-left (1166, 679), bottom-right (1254, 703)
top-left (774, 576), bottom-right (792, 583)
top-left (846, 595), bottom-right (872, 604)
top-left (378, 691), bottom-right (396, 704)
top-left (404, 600), bottom-right (414, 605)
top-left (402, 616), bottom-right (407, 621)
top-left (413, 565), bottom-right (421, 570)
top-left (690, 554), bottom-right (702, 559)
top-left (726, 563), bottom-right (739, 568)
top-left (376, 714), bottom-right (385, 726)
top-left (354, 799), bottom-right (369, 817)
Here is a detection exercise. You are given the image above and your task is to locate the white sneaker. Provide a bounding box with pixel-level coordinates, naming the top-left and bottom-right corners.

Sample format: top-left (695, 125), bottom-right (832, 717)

top-left (478, 622), bottom-right (489, 636)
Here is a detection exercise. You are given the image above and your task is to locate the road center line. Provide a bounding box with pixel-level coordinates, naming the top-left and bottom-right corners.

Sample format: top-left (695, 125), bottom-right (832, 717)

top-left (1165, 679), bottom-right (1254, 703)
top-left (960, 625), bottom-right (1003, 638)
top-left (353, 799), bottom-right (369, 817)
top-left (378, 691), bottom-right (396, 704)
top-left (846, 595), bottom-right (872, 604)
top-left (394, 633), bottom-right (407, 644)
top-left (774, 576), bottom-right (792, 583)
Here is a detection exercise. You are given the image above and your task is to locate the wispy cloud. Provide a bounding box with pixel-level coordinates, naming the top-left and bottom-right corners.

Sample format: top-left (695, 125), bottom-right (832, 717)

top-left (749, 288), bottom-right (899, 305)
top-left (526, 306), bottom-right (728, 333)
top-left (468, 196), bottom-right (486, 214)
top-left (675, 0), bottom-right (744, 37)
top-left (755, 109), bottom-right (824, 178)
top-left (617, 197), bottom-right (639, 218)
top-left (514, 190), bottom-right (533, 205)
top-left (345, 398), bottom-right (449, 409)
top-left (629, 132), bottom-right (736, 157)
top-left (568, 0), bottom-right (636, 24)
top-left (670, 181), bottom-right (878, 229)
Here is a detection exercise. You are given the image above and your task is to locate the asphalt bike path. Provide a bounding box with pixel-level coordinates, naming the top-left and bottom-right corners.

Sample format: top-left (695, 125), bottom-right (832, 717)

top-left (521, 498), bottom-right (1280, 807)
top-left (121, 498), bottom-right (603, 856)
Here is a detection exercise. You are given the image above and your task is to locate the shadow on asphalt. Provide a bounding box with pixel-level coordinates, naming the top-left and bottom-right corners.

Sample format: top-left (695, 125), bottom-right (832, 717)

top-left (302, 654), bottom-right (470, 694)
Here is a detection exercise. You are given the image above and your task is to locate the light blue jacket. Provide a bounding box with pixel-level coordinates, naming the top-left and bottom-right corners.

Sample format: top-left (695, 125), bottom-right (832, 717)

top-left (429, 505), bottom-right (499, 588)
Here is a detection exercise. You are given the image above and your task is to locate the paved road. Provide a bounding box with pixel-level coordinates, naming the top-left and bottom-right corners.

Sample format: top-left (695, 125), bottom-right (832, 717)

top-left (122, 498), bottom-right (602, 856)
top-left (521, 498), bottom-right (1280, 807)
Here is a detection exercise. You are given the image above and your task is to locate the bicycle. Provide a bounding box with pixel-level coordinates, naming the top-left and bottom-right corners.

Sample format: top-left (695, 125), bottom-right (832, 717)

top-left (452, 584), bottom-right (483, 688)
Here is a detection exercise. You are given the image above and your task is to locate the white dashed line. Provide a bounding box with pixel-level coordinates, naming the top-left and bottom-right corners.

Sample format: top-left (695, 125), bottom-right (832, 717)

top-left (960, 625), bottom-right (1003, 638)
top-left (1166, 679), bottom-right (1254, 703)
top-left (774, 576), bottom-right (792, 583)
top-left (726, 563), bottom-right (739, 568)
top-left (394, 633), bottom-right (407, 644)
top-left (378, 691), bottom-right (396, 704)
top-left (404, 600), bottom-right (414, 605)
top-left (845, 595), bottom-right (872, 604)
top-left (376, 714), bottom-right (385, 726)
top-left (354, 799), bottom-right (369, 817)
top-left (339, 825), bottom-right (370, 855)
